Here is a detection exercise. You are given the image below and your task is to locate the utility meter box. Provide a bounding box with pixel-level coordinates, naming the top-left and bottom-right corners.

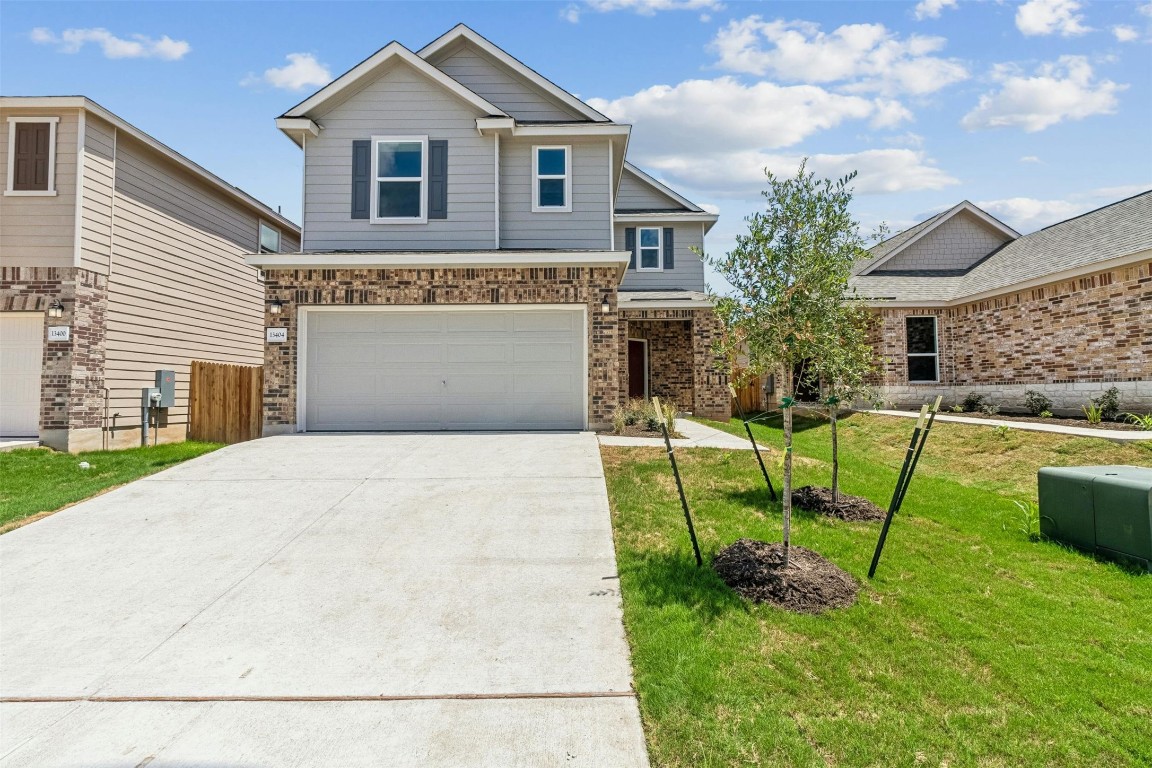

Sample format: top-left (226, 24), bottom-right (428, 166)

top-left (1038, 465), bottom-right (1152, 571)
top-left (154, 369), bottom-right (175, 408)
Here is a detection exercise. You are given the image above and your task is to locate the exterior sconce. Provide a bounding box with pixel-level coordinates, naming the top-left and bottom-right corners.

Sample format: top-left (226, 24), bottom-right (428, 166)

top-left (601, 298), bottom-right (612, 314)
top-left (47, 300), bottom-right (64, 319)
top-left (269, 299), bottom-right (284, 315)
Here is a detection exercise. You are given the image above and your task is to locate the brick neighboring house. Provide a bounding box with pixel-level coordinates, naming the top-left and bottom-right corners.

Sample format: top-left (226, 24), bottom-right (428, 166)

top-left (851, 192), bottom-right (1152, 414)
top-left (248, 25), bottom-right (728, 433)
top-left (0, 97), bottom-right (299, 451)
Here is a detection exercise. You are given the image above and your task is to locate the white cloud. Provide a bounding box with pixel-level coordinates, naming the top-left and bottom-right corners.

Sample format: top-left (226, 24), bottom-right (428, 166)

top-left (562, 0), bottom-right (722, 22)
top-left (977, 186), bottom-right (1149, 231)
top-left (1015, 0), bottom-right (1091, 37)
top-left (1019, 155), bottom-right (1041, 163)
top-left (1112, 25), bottom-right (1139, 42)
top-left (241, 53), bottom-right (331, 91)
top-left (914, 0), bottom-right (958, 21)
top-left (961, 56), bottom-right (1125, 132)
top-left (871, 99), bottom-right (915, 128)
top-left (642, 149), bottom-right (958, 197)
top-left (29, 26), bottom-right (190, 60)
top-left (710, 16), bottom-right (968, 95)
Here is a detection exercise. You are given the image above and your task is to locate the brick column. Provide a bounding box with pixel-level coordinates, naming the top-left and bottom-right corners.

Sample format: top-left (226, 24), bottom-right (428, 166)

top-left (691, 308), bottom-right (730, 421)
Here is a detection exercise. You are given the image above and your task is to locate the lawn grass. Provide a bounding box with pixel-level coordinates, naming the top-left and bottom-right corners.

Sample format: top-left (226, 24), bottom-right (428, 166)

top-left (601, 412), bottom-right (1152, 767)
top-left (0, 441), bottom-right (222, 531)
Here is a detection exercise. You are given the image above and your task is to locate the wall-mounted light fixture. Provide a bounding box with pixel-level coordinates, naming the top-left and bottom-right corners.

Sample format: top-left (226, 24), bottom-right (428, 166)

top-left (47, 300), bottom-right (64, 319)
top-left (601, 296), bottom-right (612, 314)
top-left (269, 299), bottom-right (283, 315)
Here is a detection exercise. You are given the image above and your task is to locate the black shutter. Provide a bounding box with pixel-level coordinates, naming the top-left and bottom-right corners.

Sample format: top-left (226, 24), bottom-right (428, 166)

top-left (351, 140), bottom-right (371, 219)
top-left (625, 227), bottom-right (636, 270)
top-left (428, 140), bottom-right (448, 220)
top-left (663, 227), bottom-right (674, 270)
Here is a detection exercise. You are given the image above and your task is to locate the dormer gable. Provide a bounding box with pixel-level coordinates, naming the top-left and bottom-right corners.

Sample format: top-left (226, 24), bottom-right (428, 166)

top-left (617, 163), bottom-right (704, 213)
top-left (860, 201), bottom-right (1019, 276)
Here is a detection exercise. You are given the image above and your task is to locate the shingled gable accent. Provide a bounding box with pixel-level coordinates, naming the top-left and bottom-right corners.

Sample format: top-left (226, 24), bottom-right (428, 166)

top-left (279, 40), bottom-right (508, 124)
top-left (418, 24), bottom-right (611, 123)
top-left (858, 201), bottom-right (1019, 276)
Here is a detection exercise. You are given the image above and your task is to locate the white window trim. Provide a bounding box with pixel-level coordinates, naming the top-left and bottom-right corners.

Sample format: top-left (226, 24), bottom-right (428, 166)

top-left (258, 220), bottom-right (282, 254)
top-left (370, 134), bottom-right (428, 224)
top-left (906, 315), bottom-right (939, 384)
top-left (5, 116), bottom-right (59, 196)
top-left (637, 227), bottom-right (663, 272)
top-left (531, 145), bottom-right (571, 213)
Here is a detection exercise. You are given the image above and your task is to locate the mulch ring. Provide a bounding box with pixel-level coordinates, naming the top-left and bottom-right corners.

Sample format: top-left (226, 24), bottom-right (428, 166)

top-left (713, 538), bottom-right (858, 614)
top-left (792, 485), bottom-right (885, 522)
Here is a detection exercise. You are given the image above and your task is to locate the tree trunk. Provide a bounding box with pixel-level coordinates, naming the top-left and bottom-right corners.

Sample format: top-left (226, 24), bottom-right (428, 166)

top-left (782, 366), bottom-right (793, 568)
top-left (830, 406), bottom-right (839, 506)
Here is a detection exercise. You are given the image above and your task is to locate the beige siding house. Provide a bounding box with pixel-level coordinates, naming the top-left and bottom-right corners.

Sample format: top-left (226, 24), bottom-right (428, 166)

top-left (0, 97), bottom-right (299, 451)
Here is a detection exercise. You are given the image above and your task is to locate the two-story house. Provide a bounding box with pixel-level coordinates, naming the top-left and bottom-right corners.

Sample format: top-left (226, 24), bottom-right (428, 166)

top-left (0, 97), bottom-right (299, 451)
top-left (249, 25), bottom-right (727, 433)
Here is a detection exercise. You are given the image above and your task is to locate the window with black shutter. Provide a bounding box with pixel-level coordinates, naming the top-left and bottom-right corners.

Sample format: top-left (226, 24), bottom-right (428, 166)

top-left (8, 120), bottom-right (56, 193)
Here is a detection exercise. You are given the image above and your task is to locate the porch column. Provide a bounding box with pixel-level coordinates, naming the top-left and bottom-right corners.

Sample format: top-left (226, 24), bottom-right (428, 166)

top-left (690, 308), bottom-right (730, 421)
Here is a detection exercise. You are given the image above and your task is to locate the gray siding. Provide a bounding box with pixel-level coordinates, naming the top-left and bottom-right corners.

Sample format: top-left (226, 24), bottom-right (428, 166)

top-left (429, 42), bottom-right (585, 122)
top-left (304, 61), bottom-right (496, 251)
top-left (882, 212), bottom-right (1011, 272)
top-left (0, 108), bottom-right (79, 268)
top-left (616, 221), bottom-right (706, 292)
top-left (500, 136), bottom-right (612, 250)
top-left (616, 168), bottom-right (685, 211)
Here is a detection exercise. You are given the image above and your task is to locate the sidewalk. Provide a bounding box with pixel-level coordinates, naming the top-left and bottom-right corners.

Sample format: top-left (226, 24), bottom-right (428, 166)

top-left (872, 410), bottom-right (1152, 442)
top-left (599, 418), bottom-right (765, 450)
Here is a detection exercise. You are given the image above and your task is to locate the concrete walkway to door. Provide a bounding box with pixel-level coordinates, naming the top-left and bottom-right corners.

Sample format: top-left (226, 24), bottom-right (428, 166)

top-left (0, 433), bottom-right (649, 766)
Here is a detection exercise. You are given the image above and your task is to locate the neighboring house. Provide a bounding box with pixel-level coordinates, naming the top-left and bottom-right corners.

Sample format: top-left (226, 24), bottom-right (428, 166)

top-left (249, 24), bottom-right (726, 433)
top-left (851, 192), bottom-right (1152, 413)
top-left (0, 97), bottom-right (300, 451)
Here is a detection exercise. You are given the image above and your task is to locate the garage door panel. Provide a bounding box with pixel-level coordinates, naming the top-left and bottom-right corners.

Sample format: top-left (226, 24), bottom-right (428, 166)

top-left (0, 313), bottom-right (43, 437)
top-left (305, 309), bottom-right (584, 431)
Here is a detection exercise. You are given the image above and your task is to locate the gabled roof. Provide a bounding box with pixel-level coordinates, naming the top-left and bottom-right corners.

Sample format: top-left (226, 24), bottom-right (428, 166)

top-left (1, 96), bottom-right (298, 233)
top-left (850, 190), bottom-right (1152, 305)
top-left (857, 201), bottom-right (1019, 276)
top-left (280, 40), bottom-right (507, 120)
top-left (621, 162), bottom-right (706, 213)
top-left (418, 24), bottom-right (610, 123)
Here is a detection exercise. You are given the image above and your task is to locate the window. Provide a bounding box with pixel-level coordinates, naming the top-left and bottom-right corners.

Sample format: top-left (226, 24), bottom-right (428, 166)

top-left (6, 117), bottom-right (59, 196)
top-left (638, 227), bottom-right (662, 270)
top-left (371, 135), bottom-right (427, 222)
top-left (259, 222), bottom-right (281, 254)
top-left (532, 145), bottom-right (570, 212)
top-left (906, 316), bottom-right (939, 382)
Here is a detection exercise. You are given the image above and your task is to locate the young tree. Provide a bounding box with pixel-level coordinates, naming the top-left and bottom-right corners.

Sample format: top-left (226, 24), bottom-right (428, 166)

top-left (709, 161), bottom-right (870, 566)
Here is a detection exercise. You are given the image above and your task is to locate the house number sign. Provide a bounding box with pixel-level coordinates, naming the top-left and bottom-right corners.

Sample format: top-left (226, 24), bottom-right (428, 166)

top-left (47, 326), bottom-right (71, 342)
top-left (266, 327), bottom-right (288, 343)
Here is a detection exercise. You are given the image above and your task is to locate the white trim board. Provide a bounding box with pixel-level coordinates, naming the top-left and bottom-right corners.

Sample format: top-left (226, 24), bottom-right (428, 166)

top-left (246, 250), bottom-right (633, 281)
top-left (294, 303), bottom-right (590, 432)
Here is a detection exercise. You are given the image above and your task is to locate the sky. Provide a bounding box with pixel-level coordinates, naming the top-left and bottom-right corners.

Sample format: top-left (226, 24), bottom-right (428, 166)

top-left (2, 0), bottom-right (1150, 292)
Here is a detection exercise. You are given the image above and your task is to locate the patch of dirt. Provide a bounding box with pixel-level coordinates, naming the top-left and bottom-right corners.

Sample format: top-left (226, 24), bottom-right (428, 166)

top-left (600, 425), bottom-right (685, 439)
top-left (949, 411), bottom-right (1143, 431)
top-left (713, 538), bottom-right (858, 614)
top-left (792, 485), bottom-right (885, 522)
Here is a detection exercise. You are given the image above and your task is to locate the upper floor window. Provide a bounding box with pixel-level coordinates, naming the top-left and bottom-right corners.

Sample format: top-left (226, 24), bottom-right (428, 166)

top-left (5, 117), bottom-right (59, 196)
top-left (906, 316), bottom-right (939, 382)
top-left (372, 135), bottom-right (427, 223)
top-left (259, 221), bottom-right (281, 253)
top-left (638, 227), bottom-right (662, 271)
top-left (532, 145), bottom-right (571, 212)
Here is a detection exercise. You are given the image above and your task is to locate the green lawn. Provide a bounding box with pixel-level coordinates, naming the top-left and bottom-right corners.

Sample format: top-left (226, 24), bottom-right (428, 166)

top-left (601, 412), bottom-right (1152, 767)
top-left (0, 441), bottom-right (222, 531)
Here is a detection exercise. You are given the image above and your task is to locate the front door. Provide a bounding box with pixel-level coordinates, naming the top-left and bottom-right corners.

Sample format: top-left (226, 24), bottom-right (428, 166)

top-left (627, 339), bottom-right (647, 399)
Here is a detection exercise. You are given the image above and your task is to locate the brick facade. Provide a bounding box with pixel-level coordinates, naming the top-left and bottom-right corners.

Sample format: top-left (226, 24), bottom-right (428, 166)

top-left (619, 307), bottom-right (729, 421)
top-left (869, 259), bottom-right (1152, 412)
top-left (1, 266), bottom-right (109, 450)
top-left (261, 266), bottom-right (622, 430)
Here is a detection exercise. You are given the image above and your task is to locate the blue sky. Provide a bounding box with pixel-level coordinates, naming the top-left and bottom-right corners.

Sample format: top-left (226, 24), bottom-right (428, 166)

top-left (3, 0), bottom-right (1149, 289)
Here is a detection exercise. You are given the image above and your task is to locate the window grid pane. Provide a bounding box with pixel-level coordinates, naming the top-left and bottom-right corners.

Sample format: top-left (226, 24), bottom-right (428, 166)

top-left (259, 224), bottom-right (280, 253)
top-left (907, 355), bottom-right (938, 382)
top-left (640, 248), bottom-right (660, 269)
top-left (640, 229), bottom-right (659, 247)
top-left (377, 142), bottom-right (422, 179)
top-left (539, 178), bottom-right (565, 207)
top-left (537, 148), bottom-right (566, 176)
top-left (378, 181), bottom-right (421, 218)
top-left (906, 317), bottom-right (937, 354)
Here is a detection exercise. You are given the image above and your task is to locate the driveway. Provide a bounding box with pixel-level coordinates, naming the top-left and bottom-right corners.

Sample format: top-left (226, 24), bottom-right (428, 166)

top-left (0, 433), bottom-right (648, 766)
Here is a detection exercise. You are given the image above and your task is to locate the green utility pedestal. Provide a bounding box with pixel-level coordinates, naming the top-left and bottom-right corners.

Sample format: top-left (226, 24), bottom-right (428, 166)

top-left (1038, 465), bottom-right (1152, 571)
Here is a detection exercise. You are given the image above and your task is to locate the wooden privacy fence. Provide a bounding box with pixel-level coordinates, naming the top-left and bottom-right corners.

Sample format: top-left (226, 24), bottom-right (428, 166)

top-left (188, 360), bottom-right (264, 444)
top-left (731, 374), bottom-right (764, 415)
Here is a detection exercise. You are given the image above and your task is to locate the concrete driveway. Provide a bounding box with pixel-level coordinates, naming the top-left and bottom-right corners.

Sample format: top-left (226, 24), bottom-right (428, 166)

top-left (0, 433), bottom-right (648, 766)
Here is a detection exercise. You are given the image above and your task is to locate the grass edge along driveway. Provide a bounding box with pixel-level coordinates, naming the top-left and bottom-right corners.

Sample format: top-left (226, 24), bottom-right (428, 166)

top-left (601, 412), bottom-right (1152, 768)
top-left (0, 441), bottom-right (222, 532)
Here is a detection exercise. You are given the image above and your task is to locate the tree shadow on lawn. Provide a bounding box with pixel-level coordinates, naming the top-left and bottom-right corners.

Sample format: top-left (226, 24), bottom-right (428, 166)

top-left (621, 550), bottom-right (747, 621)
top-left (735, 411), bottom-right (837, 434)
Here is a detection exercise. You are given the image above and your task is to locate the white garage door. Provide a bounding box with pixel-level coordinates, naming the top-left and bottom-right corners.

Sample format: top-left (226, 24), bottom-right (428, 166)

top-left (0, 313), bottom-right (43, 437)
top-left (304, 308), bottom-right (585, 431)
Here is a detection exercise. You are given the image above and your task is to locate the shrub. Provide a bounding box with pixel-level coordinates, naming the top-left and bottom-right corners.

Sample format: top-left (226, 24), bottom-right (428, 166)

top-left (1083, 402), bottom-right (1103, 424)
top-left (612, 409), bottom-right (628, 434)
top-left (1039, 410), bottom-right (1053, 419)
top-left (979, 402), bottom-right (1000, 416)
top-left (1123, 412), bottom-right (1152, 430)
top-left (611, 398), bottom-right (680, 433)
top-left (949, 404), bottom-right (965, 413)
top-left (994, 425), bottom-right (1011, 439)
top-left (1023, 390), bottom-right (1053, 416)
top-left (644, 414), bottom-right (662, 431)
top-left (961, 392), bottom-right (986, 412)
top-left (1094, 386), bottom-right (1121, 421)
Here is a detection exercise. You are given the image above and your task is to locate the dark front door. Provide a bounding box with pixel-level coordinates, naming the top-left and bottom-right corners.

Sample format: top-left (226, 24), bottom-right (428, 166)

top-left (628, 340), bottom-right (647, 399)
